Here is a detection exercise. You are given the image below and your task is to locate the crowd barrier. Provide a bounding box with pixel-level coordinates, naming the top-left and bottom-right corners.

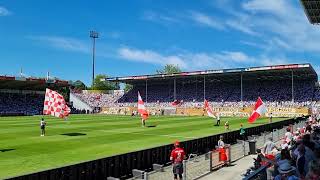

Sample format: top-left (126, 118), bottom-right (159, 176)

top-left (129, 119), bottom-right (306, 180)
top-left (6, 117), bottom-right (307, 180)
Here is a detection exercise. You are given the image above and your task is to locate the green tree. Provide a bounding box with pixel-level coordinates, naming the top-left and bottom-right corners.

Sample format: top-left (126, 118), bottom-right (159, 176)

top-left (124, 83), bottom-right (133, 93)
top-left (92, 74), bottom-right (119, 90)
top-left (73, 80), bottom-right (86, 90)
top-left (156, 64), bottom-right (182, 74)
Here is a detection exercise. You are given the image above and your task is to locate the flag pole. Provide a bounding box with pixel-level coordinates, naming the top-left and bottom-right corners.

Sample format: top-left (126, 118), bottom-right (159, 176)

top-left (203, 75), bottom-right (206, 101)
top-left (291, 70), bottom-right (294, 102)
top-left (145, 79), bottom-right (148, 103)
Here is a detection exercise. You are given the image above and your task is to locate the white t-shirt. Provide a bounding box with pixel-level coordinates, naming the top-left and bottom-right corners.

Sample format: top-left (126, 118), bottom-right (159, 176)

top-left (263, 140), bottom-right (276, 154)
top-left (40, 120), bottom-right (46, 126)
top-left (218, 140), bottom-right (225, 148)
top-left (285, 132), bottom-right (293, 142)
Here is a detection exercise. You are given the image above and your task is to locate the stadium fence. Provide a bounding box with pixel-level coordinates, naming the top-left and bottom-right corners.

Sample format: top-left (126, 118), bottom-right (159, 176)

top-left (128, 120), bottom-right (305, 180)
top-left (6, 117), bottom-right (307, 180)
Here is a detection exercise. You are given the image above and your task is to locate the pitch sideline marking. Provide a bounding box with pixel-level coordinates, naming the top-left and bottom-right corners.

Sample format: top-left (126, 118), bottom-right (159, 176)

top-left (98, 129), bottom-right (197, 139)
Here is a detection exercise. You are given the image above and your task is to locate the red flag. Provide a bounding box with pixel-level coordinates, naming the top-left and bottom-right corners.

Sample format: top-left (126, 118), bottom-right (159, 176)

top-left (138, 91), bottom-right (149, 120)
top-left (171, 100), bottom-right (181, 106)
top-left (43, 88), bottom-right (70, 118)
top-left (248, 97), bottom-right (267, 123)
top-left (204, 99), bottom-right (216, 118)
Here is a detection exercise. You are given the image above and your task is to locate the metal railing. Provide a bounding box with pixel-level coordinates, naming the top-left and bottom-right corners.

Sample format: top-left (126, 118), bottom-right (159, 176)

top-left (125, 119), bottom-right (307, 180)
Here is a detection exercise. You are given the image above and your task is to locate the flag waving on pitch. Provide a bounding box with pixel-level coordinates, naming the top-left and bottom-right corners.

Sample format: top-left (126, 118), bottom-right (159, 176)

top-left (248, 97), bottom-right (267, 123)
top-left (204, 99), bottom-right (216, 118)
top-left (43, 88), bottom-right (70, 118)
top-left (138, 91), bottom-right (149, 120)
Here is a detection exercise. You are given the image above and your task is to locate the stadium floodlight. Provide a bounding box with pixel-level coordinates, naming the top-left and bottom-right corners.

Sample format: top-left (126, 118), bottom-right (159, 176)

top-left (90, 30), bottom-right (99, 88)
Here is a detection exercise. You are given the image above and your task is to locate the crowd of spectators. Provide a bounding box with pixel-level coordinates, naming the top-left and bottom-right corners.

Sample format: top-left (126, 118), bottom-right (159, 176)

top-left (0, 79), bottom-right (318, 115)
top-left (72, 91), bottom-right (124, 108)
top-left (256, 116), bottom-right (320, 180)
top-left (118, 80), bottom-right (316, 106)
top-left (0, 92), bottom-right (43, 115)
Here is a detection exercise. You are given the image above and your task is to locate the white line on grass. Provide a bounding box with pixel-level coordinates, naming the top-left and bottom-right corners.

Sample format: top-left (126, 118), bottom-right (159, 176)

top-left (98, 129), bottom-right (197, 139)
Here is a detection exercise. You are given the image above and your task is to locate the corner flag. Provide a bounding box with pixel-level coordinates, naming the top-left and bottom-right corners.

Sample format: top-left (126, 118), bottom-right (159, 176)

top-left (248, 97), bottom-right (267, 123)
top-left (138, 91), bottom-right (149, 120)
top-left (204, 99), bottom-right (216, 118)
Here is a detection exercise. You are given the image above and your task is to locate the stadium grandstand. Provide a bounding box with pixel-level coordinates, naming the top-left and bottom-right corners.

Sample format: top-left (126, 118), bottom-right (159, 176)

top-left (68, 63), bottom-right (319, 117)
top-left (301, 0), bottom-right (320, 25)
top-left (105, 63), bottom-right (318, 106)
top-left (0, 75), bottom-right (70, 116)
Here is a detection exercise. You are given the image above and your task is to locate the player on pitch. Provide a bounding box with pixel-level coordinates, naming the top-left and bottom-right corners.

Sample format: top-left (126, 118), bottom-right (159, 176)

top-left (170, 141), bottom-right (186, 180)
top-left (40, 118), bottom-right (46, 136)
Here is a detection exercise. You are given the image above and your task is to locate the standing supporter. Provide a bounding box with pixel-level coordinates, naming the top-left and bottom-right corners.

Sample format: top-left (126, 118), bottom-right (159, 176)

top-left (274, 162), bottom-right (298, 180)
top-left (240, 124), bottom-right (246, 140)
top-left (293, 131), bottom-right (301, 142)
top-left (305, 160), bottom-right (320, 180)
top-left (285, 127), bottom-right (293, 145)
top-left (218, 135), bottom-right (228, 164)
top-left (224, 121), bottom-right (229, 131)
top-left (40, 118), bottom-right (46, 136)
top-left (170, 141), bottom-right (186, 180)
top-left (269, 112), bottom-right (273, 123)
top-left (296, 145), bottom-right (307, 178)
top-left (263, 137), bottom-right (278, 160)
top-left (216, 113), bottom-right (221, 126)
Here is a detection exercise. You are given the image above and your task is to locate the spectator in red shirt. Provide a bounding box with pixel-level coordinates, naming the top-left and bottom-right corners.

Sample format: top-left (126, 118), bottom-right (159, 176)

top-left (170, 141), bottom-right (186, 180)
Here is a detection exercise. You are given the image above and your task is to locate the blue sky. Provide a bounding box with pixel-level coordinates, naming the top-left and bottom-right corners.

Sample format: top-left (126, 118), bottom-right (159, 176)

top-left (0, 0), bottom-right (320, 85)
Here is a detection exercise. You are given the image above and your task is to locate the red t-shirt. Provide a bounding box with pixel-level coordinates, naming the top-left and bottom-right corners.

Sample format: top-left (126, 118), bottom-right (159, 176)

top-left (170, 148), bottom-right (185, 163)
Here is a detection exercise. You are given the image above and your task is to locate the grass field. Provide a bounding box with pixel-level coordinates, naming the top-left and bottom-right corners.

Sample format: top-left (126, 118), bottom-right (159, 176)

top-left (0, 114), bottom-right (287, 179)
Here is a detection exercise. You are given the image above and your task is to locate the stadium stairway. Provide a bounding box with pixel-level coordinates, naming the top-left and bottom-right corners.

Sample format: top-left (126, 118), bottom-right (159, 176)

top-left (69, 92), bottom-right (93, 112)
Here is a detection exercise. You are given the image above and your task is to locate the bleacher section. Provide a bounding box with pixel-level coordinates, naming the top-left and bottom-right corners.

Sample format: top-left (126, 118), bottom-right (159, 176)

top-left (0, 75), bottom-right (70, 116)
top-left (0, 92), bottom-right (43, 115)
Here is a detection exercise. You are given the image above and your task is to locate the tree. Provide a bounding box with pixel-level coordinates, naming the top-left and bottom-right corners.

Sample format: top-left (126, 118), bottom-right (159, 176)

top-left (73, 80), bottom-right (86, 90)
top-left (92, 74), bottom-right (119, 90)
top-left (156, 64), bottom-right (182, 74)
top-left (124, 83), bottom-right (133, 93)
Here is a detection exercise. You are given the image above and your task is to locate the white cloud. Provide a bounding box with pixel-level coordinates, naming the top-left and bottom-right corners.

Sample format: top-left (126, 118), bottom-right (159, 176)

top-left (27, 35), bottom-right (297, 71)
top-left (227, 0), bottom-right (320, 53)
top-left (190, 11), bottom-right (225, 30)
top-left (142, 11), bottom-right (182, 25)
top-left (117, 46), bottom-right (293, 70)
top-left (0, 6), bottom-right (11, 16)
top-left (28, 36), bottom-right (90, 53)
top-left (118, 47), bottom-right (187, 68)
top-left (225, 20), bottom-right (258, 36)
top-left (242, 0), bottom-right (287, 16)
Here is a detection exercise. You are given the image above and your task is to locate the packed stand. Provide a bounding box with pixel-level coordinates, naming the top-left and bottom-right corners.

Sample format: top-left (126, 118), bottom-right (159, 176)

top-left (118, 79), bottom-right (316, 106)
top-left (0, 92), bottom-right (43, 115)
top-left (253, 115), bottom-right (320, 180)
top-left (72, 91), bottom-right (124, 108)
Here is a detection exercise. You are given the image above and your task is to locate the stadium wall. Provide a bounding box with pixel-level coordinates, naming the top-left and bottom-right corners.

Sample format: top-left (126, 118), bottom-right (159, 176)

top-left (101, 106), bottom-right (309, 118)
top-left (7, 117), bottom-right (307, 180)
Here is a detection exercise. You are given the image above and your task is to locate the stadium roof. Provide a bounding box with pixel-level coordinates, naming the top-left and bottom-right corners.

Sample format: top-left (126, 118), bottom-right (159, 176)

top-left (0, 76), bottom-right (70, 90)
top-left (107, 63), bottom-right (318, 84)
top-left (300, 0), bottom-right (320, 25)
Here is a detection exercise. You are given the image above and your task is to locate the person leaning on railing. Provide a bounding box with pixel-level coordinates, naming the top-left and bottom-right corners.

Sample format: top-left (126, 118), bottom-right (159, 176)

top-left (262, 137), bottom-right (279, 160)
top-left (217, 135), bottom-right (228, 165)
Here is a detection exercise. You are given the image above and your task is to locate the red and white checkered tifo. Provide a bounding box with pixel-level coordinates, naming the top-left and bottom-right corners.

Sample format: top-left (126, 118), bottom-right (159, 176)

top-left (43, 88), bottom-right (70, 118)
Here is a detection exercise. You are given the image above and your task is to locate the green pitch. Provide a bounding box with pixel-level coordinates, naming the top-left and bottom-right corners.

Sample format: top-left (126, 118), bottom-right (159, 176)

top-left (0, 114), bottom-right (286, 179)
